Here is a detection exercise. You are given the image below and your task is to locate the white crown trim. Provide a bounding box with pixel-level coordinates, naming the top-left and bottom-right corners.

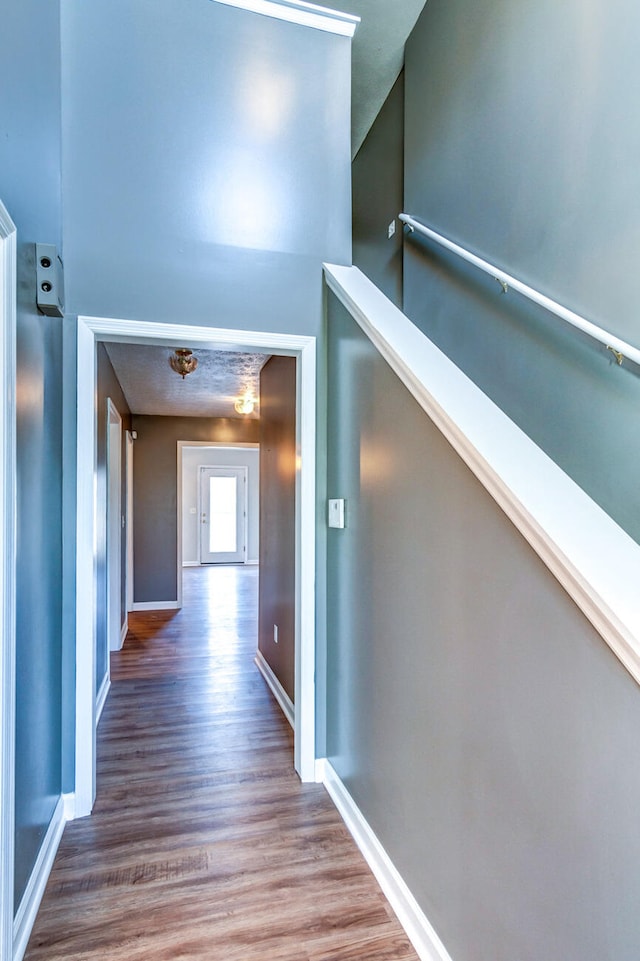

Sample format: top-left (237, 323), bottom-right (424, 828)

top-left (208, 0), bottom-right (359, 37)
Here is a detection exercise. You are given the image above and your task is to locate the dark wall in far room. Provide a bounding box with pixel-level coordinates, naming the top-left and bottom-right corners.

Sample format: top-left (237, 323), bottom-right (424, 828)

top-left (95, 344), bottom-right (131, 693)
top-left (258, 357), bottom-right (297, 702)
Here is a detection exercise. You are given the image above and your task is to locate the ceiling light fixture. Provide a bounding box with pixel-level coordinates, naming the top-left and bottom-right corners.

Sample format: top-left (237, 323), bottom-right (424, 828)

top-left (169, 348), bottom-right (198, 378)
top-left (234, 391), bottom-right (256, 415)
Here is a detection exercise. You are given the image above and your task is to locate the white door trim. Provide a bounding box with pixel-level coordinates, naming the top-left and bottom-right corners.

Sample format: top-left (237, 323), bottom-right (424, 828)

top-left (0, 201), bottom-right (17, 961)
top-left (75, 317), bottom-right (317, 817)
top-left (106, 399), bottom-right (123, 652)
top-left (125, 430), bottom-right (134, 614)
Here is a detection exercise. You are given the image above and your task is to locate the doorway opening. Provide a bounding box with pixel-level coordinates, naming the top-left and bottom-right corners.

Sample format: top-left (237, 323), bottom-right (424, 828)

top-left (199, 466), bottom-right (247, 564)
top-left (177, 442), bottom-right (260, 607)
top-left (75, 317), bottom-right (317, 818)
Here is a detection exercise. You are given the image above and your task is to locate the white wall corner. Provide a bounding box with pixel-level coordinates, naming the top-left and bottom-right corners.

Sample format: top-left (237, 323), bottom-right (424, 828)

top-left (321, 761), bottom-right (454, 961)
top-left (95, 675), bottom-right (110, 726)
top-left (62, 792), bottom-right (77, 822)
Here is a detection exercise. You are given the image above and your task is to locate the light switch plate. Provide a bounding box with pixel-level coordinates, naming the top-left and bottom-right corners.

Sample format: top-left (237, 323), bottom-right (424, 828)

top-left (328, 498), bottom-right (345, 529)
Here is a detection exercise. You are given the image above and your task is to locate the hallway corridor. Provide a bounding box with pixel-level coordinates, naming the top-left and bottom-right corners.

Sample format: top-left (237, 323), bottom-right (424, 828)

top-left (24, 566), bottom-right (418, 961)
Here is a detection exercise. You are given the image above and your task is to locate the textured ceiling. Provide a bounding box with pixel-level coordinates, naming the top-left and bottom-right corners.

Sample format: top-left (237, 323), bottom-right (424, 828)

top-left (105, 343), bottom-right (268, 419)
top-left (324, 0), bottom-right (428, 156)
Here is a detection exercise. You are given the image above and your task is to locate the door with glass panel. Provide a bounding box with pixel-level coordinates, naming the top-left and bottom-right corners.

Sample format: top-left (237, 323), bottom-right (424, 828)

top-left (199, 466), bottom-right (247, 564)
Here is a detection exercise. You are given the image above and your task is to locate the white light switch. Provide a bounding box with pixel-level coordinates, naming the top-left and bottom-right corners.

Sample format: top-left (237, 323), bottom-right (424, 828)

top-left (189, 507), bottom-right (197, 514)
top-left (328, 498), bottom-right (345, 529)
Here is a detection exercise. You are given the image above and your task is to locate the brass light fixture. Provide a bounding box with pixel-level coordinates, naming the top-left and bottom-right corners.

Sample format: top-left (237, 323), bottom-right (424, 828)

top-left (169, 348), bottom-right (198, 379)
top-left (234, 390), bottom-right (256, 415)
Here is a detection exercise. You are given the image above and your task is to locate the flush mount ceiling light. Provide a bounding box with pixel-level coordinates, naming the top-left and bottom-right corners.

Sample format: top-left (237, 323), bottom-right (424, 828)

top-left (234, 390), bottom-right (256, 415)
top-left (169, 348), bottom-right (198, 379)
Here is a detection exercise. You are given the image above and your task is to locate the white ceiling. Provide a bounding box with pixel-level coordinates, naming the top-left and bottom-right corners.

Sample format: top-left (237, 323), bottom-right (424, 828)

top-left (105, 343), bottom-right (268, 419)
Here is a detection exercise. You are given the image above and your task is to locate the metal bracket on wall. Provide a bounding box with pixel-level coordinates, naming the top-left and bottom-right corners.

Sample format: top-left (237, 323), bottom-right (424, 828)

top-left (606, 345), bottom-right (624, 366)
top-left (35, 243), bottom-right (64, 317)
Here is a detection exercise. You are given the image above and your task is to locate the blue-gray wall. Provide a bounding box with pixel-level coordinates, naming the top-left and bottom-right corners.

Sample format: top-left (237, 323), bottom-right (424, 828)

top-left (60, 0), bottom-right (351, 332)
top-left (60, 0), bottom-right (352, 752)
top-left (0, 0), bottom-right (64, 911)
top-left (326, 292), bottom-right (640, 961)
top-left (352, 71), bottom-right (404, 308)
top-left (403, 0), bottom-right (640, 544)
top-left (1, 0), bottom-right (352, 925)
top-left (335, 1), bottom-right (640, 957)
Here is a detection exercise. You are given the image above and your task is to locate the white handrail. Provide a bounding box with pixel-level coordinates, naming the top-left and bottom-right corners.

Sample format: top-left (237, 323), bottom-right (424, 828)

top-left (324, 262), bottom-right (640, 689)
top-left (399, 213), bottom-right (640, 369)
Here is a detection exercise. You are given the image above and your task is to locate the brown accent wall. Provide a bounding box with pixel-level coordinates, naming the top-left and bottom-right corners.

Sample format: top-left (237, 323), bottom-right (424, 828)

top-left (258, 356), bottom-right (296, 702)
top-left (96, 343), bottom-right (131, 691)
top-left (131, 415), bottom-right (259, 603)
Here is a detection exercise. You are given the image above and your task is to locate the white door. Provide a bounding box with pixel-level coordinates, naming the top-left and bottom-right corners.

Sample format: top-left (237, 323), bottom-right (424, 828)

top-left (199, 466), bottom-right (247, 564)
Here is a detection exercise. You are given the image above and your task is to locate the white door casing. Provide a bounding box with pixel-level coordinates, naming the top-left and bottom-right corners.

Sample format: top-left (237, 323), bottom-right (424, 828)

top-left (75, 317), bottom-right (317, 817)
top-left (0, 201), bottom-right (17, 961)
top-left (125, 430), bottom-right (134, 615)
top-left (106, 399), bottom-right (123, 652)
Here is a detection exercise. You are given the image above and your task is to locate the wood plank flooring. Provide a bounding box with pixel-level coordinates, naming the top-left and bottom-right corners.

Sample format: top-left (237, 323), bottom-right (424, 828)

top-left (25, 566), bottom-right (418, 961)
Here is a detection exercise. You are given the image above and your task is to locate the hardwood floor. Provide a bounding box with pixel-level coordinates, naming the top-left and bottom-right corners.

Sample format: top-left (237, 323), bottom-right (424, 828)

top-left (25, 566), bottom-right (418, 961)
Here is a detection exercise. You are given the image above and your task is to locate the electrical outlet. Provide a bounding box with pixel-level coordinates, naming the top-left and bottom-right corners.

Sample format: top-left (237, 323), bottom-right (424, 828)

top-left (273, 624), bottom-right (278, 644)
top-left (388, 219), bottom-right (396, 239)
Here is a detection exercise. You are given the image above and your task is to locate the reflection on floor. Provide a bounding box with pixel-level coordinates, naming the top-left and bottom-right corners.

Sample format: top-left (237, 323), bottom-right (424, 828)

top-left (24, 565), bottom-right (418, 961)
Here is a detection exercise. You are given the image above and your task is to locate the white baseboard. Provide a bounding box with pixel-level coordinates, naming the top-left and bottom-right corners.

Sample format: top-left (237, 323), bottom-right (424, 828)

top-left (119, 617), bottom-right (128, 648)
top-left (184, 559), bottom-right (259, 568)
top-left (96, 673), bottom-right (110, 725)
top-left (62, 792), bottom-right (76, 822)
top-left (254, 651), bottom-right (294, 728)
top-left (13, 797), bottom-right (66, 961)
top-left (131, 601), bottom-right (179, 611)
top-left (320, 760), bottom-right (453, 961)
